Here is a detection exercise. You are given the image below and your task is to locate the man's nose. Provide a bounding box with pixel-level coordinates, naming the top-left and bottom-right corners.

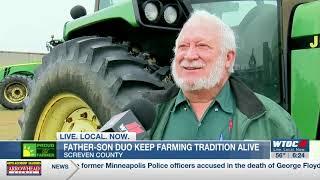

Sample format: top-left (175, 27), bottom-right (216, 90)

top-left (184, 46), bottom-right (199, 60)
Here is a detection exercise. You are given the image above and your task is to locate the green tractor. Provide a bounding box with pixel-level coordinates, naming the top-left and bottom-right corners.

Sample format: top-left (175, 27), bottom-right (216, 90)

top-left (0, 36), bottom-right (62, 110)
top-left (0, 62), bottom-right (40, 109)
top-left (21, 0), bottom-right (320, 140)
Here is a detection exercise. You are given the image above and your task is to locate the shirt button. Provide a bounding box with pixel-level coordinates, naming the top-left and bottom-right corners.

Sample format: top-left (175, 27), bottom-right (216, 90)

top-left (214, 108), bottom-right (219, 112)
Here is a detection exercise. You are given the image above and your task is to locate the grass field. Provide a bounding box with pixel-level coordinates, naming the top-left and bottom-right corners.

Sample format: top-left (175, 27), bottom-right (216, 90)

top-left (0, 105), bottom-right (22, 140)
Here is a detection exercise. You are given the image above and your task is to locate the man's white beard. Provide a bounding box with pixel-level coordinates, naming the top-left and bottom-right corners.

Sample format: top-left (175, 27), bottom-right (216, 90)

top-left (171, 55), bottom-right (225, 91)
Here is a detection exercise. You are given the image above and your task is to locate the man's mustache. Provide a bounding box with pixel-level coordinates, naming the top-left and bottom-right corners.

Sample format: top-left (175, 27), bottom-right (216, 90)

top-left (179, 60), bottom-right (205, 68)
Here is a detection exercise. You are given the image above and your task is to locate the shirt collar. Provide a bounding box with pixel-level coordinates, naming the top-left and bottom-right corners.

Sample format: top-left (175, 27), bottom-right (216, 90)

top-left (173, 89), bottom-right (186, 111)
top-left (173, 81), bottom-right (234, 114)
top-left (215, 81), bottom-right (234, 114)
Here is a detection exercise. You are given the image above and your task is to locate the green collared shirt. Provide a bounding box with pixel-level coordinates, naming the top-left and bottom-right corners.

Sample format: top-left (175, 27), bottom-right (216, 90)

top-left (162, 81), bottom-right (236, 140)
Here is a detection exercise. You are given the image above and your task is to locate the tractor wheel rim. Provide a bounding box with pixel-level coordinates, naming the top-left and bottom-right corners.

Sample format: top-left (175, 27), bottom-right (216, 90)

top-left (4, 82), bottom-right (28, 104)
top-left (34, 93), bottom-right (100, 140)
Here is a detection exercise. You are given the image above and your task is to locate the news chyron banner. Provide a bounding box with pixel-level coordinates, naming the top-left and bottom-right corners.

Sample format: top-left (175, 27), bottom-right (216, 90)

top-left (0, 133), bottom-right (319, 180)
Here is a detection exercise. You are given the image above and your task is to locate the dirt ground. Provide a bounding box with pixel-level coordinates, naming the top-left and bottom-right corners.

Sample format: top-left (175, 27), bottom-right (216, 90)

top-left (0, 105), bottom-right (22, 140)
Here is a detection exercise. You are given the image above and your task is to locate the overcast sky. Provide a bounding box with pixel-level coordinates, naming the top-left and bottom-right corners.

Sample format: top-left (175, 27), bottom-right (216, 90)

top-left (0, 0), bottom-right (94, 53)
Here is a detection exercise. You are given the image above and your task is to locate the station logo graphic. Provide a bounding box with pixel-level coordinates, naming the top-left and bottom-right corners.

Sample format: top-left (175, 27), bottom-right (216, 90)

top-left (21, 142), bottom-right (56, 159)
top-left (271, 139), bottom-right (309, 152)
top-left (7, 161), bottom-right (41, 176)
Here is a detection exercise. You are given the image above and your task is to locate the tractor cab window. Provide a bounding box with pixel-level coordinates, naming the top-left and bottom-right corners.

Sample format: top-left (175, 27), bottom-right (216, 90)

top-left (192, 0), bottom-right (281, 103)
top-left (99, 0), bottom-right (121, 10)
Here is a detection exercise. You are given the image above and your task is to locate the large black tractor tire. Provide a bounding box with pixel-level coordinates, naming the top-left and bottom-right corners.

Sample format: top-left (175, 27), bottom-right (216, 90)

top-left (21, 36), bottom-right (172, 140)
top-left (0, 74), bottom-right (31, 110)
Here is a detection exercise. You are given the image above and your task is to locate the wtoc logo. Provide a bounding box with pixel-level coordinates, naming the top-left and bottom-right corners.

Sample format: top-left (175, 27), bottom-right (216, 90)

top-left (271, 139), bottom-right (309, 152)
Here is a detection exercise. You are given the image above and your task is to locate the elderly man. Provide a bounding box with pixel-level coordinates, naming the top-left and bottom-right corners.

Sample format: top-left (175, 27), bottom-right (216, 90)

top-left (149, 11), bottom-right (298, 140)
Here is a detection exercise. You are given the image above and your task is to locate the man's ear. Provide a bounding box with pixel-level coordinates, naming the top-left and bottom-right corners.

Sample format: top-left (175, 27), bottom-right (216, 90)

top-left (225, 50), bottom-right (236, 70)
